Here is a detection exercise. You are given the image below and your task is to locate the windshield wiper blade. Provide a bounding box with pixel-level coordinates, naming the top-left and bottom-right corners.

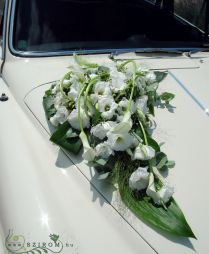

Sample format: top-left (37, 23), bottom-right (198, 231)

top-left (109, 48), bottom-right (187, 60)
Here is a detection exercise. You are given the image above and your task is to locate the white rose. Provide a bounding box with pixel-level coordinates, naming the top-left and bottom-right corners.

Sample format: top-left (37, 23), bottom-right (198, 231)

top-left (50, 106), bottom-right (69, 127)
top-left (54, 92), bottom-right (65, 110)
top-left (91, 121), bottom-right (116, 140)
top-left (129, 167), bottom-right (149, 191)
top-left (110, 70), bottom-right (127, 91)
top-left (95, 142), bottom-right (113, 159)
top-left (68, 108), bottom-right (89, 130)
top-left (135, 96), bottom-right (148, 114)
top-left (133, 144), bottom-right (155, 161)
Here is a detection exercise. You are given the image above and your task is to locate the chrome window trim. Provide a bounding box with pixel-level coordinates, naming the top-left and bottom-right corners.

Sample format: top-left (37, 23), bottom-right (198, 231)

top-left (1, 0), bottom-right (9, 60)
top-left (8, 0), bottom-right (206, 58)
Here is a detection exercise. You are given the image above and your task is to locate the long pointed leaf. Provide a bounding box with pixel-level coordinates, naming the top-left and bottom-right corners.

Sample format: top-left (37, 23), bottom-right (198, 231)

top-left (116, 160), bottom-right (196, 238)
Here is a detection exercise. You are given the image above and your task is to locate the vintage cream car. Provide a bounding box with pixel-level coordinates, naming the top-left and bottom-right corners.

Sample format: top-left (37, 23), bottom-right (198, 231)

top-left (0, 0), bottom-right (209, 253)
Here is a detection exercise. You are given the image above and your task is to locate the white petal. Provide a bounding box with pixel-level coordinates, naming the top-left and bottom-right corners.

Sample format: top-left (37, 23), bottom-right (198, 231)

top-left (133, 144), bottom-right (155, 161)
top-left (106, 132), bottom-right (132, 151)
top-left (158, 184), bottom-right (174, 204)
top-left (98, 97), bottom-right (117, 120)
top-left (146, 173), bottom-right (161, 204)
top-left (135, 96), bottom-right (148, 114)
top-left (129, 167), bottom-right (149, 191)
top-left (95, 142), bottom-right (113, 159)
top-left (68, 109), bottom-right (89, 130)
top-left (91, 121), bottom-right (116, 140)
top-left (79, 132), bottom-right (95, 162)
top-left (111, 111), bottom-right (132, 133)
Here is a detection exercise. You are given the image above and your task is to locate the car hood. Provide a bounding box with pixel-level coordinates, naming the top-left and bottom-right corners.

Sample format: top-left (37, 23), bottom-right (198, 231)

top-left (2, 53), bottom-right (209, 254)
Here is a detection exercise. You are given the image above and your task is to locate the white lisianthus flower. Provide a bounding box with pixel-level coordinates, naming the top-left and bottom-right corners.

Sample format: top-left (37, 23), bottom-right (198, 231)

top-left (158, 184), bottom-right (174, 204)
top-left (110, 70), bottom-right (127, 91)
top-left (94, 81), bottom-right (111, 97)
top-left (90, 81), bottom-right (112, 104)
top-left (50, 106), bottom-right (69, 127)
top-left (145, 72), bottom-right (156, 83)
top-left (106, 131), bottom-right (133, 151)
top-left (68, 108), bottom-right (89, 130)
top-left (68, 82), bottom-right (81, 101)
top-left (79, 132), bottom-right (95, 162)
top-left (98, 97), bottom-right (118, 120)
top-left (117, 98), bottom-right (135, 115)
top-left (133, 144), bottom-right (155, 161)
top-left (91, 121), bottom-right (116, 140)
top-left (54, 92), bottom-right (66, 110)
top-left (95, 142), bottom-right (114, 159)
top-left (129, 167), bottom-right (149, 191)
top-left (135, 95), bottom-right (148, 114)
top-left (146, 173), bottom-right (174, 204)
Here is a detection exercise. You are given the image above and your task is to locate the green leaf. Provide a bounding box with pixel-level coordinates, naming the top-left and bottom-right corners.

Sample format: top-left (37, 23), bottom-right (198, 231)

top-left (147, 137), bottom-right (161, 152)
top-left (115, 160), bottom-right (196, 238)
top-left (160, 92), bottom-right (175, 103)
top-left (154, 71), bottom-right (168, 83)
top-left (95, 158), bottom-right (108, 166)
top-left (166, 160), bottom-right (176, 169)
top-left (98, 172), bottom-right (110, 180)
top-left (156, 153), bottom-right (168, 169)
top-left (91, 107), bottom-right (102, 126)
top-left (74, 54), bottom-right (98, 68)
top-left (50, 122), bottom-right (82, 154)
top-left (43, 88), bottom-right (56, 120)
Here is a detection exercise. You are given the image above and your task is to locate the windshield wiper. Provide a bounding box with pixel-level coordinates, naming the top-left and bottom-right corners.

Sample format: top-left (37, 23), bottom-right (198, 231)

top-left (109, 47), bottom-right (209, 60)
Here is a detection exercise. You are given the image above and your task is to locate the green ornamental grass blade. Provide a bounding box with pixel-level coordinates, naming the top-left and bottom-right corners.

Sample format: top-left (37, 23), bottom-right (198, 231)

top-left (116, 160), bottom-right (196, 238)
top-left (50, 122), bottom-right (82, 154)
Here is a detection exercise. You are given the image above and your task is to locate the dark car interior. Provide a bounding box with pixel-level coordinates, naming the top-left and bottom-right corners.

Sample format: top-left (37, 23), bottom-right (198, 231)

top-left (13, 0), bottom-right (208, 52)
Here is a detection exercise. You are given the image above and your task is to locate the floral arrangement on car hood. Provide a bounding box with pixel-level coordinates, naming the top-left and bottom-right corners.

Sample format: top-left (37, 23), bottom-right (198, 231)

top-left (43, 55), bottom-right (195, 238)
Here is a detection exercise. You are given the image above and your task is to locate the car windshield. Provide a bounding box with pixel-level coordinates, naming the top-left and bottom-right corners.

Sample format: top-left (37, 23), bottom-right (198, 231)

top-left (12, 0), bottom-right (208, 54)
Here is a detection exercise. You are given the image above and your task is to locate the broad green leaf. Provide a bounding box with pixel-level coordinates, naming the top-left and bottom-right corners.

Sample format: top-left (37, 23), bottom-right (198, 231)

top-left (147, 137), bottom-right (161, 152)
top-left (74, 54), bottom-right (98, 68)
top-left (50, 122), bottom-right (82, 154)
top-left (156, 152), bottom-right (168, 169)
top-left (43, 88), bottom-right (56, 120)
top-left (154, 71), bottom-right (168, 83)
top-left (115, 160), bottom-right (196, 238)
top-left (95, 158), bottom-right (108, 166)
top-left (166, 160), bottom-right (176, 169)
top-left (98, 172), bottom-right (110, 180)
top-left (160, 92), bottom-right (175, 103)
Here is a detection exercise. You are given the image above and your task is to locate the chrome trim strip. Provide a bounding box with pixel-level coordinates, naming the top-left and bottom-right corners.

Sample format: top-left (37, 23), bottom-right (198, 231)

top-left (8, 0), bottom-right (207, 58)
top-left (169, 71), bottom-right (209, 117)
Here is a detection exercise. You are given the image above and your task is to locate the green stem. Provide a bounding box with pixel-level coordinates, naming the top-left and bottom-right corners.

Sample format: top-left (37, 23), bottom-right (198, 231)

top-left (84, 76), bottom-right (100, 117)
top-left (128, 61), bottom-right (137, 111)
top-left (138, 117), bottom-right (148, 146)
top-left (78, 84), bottom-right (88, 132)
top-left (118, 60), bottom-right (133, 70)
